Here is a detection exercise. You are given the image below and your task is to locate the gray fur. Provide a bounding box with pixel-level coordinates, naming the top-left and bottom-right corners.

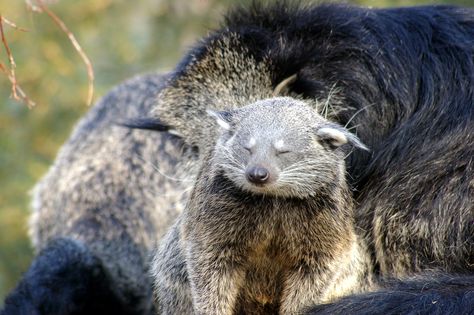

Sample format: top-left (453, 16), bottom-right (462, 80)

top-left (151, 35), bottom-right (333, 151)
top-left (9, 3), bottom-right (473, 314)
top-left (152, 98), bottom-right (374, 314)
top-left (29, 73), bottom-right (196, 314)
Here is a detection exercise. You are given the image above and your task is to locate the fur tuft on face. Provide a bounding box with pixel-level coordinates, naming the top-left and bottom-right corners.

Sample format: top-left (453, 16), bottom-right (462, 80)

top-left (207, 109), bottom-right (233, 130)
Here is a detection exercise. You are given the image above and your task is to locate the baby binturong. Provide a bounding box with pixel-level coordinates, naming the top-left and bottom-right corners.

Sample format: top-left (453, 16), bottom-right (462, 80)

top-left (152, 97), bottom-right (373, 315)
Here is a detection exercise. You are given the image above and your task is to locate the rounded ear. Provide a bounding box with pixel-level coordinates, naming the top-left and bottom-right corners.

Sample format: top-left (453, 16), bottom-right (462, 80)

top-left (206, 109), bottom-right (233, 130)
top-left (316, 126), bottom-right (369, 151)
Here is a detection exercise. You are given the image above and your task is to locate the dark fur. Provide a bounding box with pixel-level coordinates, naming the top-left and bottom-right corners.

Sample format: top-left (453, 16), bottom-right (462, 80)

top-left (120, 117), bottom-right (172, 133)
top-left (149, 2), bottom-right (474, 313)
top-left (1, 238), bottom-right (137, 315)
top-left (307, 274), bottom-right (474, 315)
top-left (1, 74), bottom-right (194, 315)
top-left (4, 2), bottom-right (473, 314)
top-left (152, 100), bottom-right (372, 314)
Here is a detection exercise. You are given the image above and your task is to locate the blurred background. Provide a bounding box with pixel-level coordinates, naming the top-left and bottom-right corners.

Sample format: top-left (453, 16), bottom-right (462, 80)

top-left (0, 0), bottom-right (471, 304)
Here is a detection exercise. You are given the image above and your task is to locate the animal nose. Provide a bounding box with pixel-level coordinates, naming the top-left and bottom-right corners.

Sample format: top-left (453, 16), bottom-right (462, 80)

top-left (246, 166), bottom-right (270, 184)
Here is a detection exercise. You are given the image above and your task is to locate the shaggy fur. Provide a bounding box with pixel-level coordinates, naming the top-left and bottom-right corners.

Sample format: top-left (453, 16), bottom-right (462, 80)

top-left (308, 274), bottom-right (474, 314)
top-left (3, 2), bottom-right (473, 314)
top-left (152, 98), bottom-right (372, 314)
top-left (149, 2), bottom-right (474, 314)
top-left (1, 238), bottom-right (137, 315)
top-left (1, 74), bottom-right (196, 315)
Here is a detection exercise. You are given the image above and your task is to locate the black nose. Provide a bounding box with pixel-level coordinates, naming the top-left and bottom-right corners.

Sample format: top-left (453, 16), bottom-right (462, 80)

top-left (246, 166), bottom-right (270, 184)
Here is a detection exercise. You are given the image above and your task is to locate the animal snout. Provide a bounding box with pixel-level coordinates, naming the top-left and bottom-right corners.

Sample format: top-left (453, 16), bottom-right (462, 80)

top-left (246, 166), bottom-right (270, 185)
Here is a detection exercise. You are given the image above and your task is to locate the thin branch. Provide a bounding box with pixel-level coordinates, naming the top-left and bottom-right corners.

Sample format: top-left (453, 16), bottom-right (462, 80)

top-left (2, 17), bottom-right (29, 32)
top-left (0, 61), bottom-right (36, 107)
top-left (1, 16), bottom-right (18, 98)
top-left (0, 15), bottom-right (36, 107)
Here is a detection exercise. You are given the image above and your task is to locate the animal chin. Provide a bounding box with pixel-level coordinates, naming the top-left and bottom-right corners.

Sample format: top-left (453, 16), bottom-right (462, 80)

top-left (242, 180), bottom-right (289, 197)
top-left (243, 181), bottom-right (273, 195)
top-left (230, 176), bottom-right (292, 197)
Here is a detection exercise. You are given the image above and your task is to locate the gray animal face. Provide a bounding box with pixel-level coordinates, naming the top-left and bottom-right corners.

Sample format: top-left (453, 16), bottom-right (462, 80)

top-left (209, 97), bottom-right (367, 198)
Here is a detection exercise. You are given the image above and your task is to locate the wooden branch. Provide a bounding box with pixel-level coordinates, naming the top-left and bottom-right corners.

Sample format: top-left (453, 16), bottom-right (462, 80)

top-left (0, 16), bottom-right (35, 107)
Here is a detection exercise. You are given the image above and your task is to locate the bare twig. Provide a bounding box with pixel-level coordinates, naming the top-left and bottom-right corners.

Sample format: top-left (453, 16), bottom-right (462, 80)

top-left (1, 16), bottom-right (18, 99)
top-left (1, 1), bottom-right (95, 107)
top-left (0, 62), bottom-right (36, 107)
top-left (0, 16), bottom-right (36, 107)
top-left (2, 17), bottom-right (29, 32)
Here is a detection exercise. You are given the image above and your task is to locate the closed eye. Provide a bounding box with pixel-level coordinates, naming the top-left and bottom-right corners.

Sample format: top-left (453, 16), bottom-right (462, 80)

top-left (276, 149), bottom-right (291, 155)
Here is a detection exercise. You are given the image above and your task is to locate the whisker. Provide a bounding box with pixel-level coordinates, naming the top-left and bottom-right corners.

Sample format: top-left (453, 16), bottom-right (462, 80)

top-left (322, 83), bottom-right (340, 119)
top-left (344, 103), bottom-right (376, 129)
top-left (219, 146), bottom-right (246, 169)
top-left (280, 169), bottom-right (326, 176)
top-left (347, 124), bottom-right (360, 131)
top-left (136, 154), bottom-right (195, 183)
top-left (281, 162), bottom-right (334, 173)
top-left (281, 165), bottom-right (318, 173)
top-left (344, 149), bottom-right (355, 159)
top-left (281, 161), bottom-right (318, 171)
top-left (220, 164), bottom-right (245, 174)
top-left (220, 155), bottom-right (245, 170)
top-left (151, 185), bottom-right (193, 200)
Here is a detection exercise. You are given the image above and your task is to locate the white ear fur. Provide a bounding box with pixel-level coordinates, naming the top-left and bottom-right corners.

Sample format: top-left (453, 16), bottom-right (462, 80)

top-left (317, 127), bottom-right (369, 151)
top-left (317, 127), bottom-right (348, 147)
top-left (206, 109), bottom-right (231, 130)
top-left (168, 129), bottom-right (183, 137)
top-left (346, 133), bottom-right (370, 151)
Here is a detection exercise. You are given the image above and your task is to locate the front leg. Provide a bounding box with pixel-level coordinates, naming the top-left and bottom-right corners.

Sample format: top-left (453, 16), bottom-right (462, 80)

top-left (186, 243), bottom-right (246, 315)
top-left (280, 260), bottom-right (326, 315)
top-left (152, 223), bottom-right (194, 315)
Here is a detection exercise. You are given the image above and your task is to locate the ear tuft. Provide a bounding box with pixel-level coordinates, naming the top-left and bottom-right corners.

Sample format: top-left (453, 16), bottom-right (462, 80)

top-left (119, 117), bottom-right (170, 132)
top-left (317, 127), bottom-right (348, 147)
top-left (118, 117), bottom-right (183, 137)
top-left (317, 126), bottom-right (369, 151)
top-left (345, 133), bottom-right (370, 151)
top-left (207, 109), bottom-right (232, 130)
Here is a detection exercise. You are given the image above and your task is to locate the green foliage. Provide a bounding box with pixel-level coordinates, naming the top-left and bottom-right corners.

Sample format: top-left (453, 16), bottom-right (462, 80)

top-left (0, 0), bottom-right (471, 305)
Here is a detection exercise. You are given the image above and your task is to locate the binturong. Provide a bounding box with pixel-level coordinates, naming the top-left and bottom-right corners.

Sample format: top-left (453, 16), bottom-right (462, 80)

top-left (152, 97), bottom-right (374, 315)
top-left (206, 97), bottom-right (368, 199)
